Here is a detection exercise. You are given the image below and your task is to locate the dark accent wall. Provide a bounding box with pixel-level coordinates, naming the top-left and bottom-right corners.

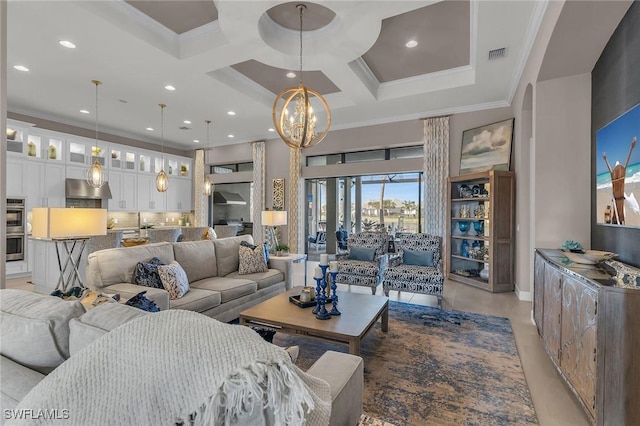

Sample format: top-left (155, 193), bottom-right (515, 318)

top-left (591, 1), bottom-right (640, 267)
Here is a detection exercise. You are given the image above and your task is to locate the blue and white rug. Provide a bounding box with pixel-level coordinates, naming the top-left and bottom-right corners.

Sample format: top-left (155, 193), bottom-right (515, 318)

top-left (274, 301), bottom-right (538, 425)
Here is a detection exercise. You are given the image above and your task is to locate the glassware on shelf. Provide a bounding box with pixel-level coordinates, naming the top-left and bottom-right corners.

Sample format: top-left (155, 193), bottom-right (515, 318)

top-left (461, 240), bottom-right (470, 257)
top-left (458, 221), bottom-right (470, 235)
top-left (473, 221), bottom-right (484, 236)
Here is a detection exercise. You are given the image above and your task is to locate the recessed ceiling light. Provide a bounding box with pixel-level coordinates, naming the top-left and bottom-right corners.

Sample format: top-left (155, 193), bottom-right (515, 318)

top-left (405, 40), bottom-right (418, 48)
top-left (80, 109), bottom-right (90, 114)
top-left (146, 127), bottom-right (154, 131)
top-left (13, 65), bottom-right (29, 72)
top-left (268, 128), bottom-right (275, 132)
top-left (227, 134), bottom-right (235, 138)
top-left (193, 139), bottom-right (200, 143)
top-left (59, 40), bottom-right (76, 49)
top-left (165, 85), bottom-right (176, 91)
top-left (286, 72), bottom-right (296, 78)
top-left (227, 111), bottom-right (236, 116)
top-left (183, 120), bottom-right (191, 124)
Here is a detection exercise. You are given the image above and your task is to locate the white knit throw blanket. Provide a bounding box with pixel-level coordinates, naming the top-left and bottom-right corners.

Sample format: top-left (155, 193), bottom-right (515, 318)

top-left (13, 311), bottom-right (331, 425)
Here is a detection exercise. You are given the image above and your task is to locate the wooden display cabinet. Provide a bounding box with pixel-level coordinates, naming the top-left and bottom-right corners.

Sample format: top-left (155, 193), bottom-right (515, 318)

top-left (446, 170), bottom-right (514, 292)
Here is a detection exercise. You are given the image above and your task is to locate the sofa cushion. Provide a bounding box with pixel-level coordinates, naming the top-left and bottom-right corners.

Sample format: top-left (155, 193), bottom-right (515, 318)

top-left (69, 303), bottom-right (150, 356)
top-left (0, 356), bottom-right (46, 410)
top-left (213, 235), bottom-right (254, 276)
top-left (0, 289), bottom-right (85, 372)
top-left (168, 288), bottom-right (222, 312)
top-left (226, 269), bottom-right (284, 290)
top-left (87, 242), bottom-right (175, 289)
top-left (190, 276), bottom-right (257, 303)
top-left (133, 256), bottom-right (164, 288)
top-left (336, 259), bottom-right (379, 276)
top-left (173, 240), bottom-right (217, 282)
top-left (158, 261), bottom-right (190, 299)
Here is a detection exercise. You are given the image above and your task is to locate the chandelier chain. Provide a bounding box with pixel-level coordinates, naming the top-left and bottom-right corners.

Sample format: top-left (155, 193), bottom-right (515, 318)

top-left (299, 4), bottom-right (303, 79)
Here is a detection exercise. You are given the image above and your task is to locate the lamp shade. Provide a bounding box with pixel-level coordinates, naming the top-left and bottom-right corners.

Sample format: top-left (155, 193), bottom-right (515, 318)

top-left (261, 210), bottom-right (287, 227)
top-left (32, 208), bottom-right (107, 239)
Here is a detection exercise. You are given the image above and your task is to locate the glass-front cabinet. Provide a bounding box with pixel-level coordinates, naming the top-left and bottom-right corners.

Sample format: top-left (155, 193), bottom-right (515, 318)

top-left (67, 138), bottom-right (106, 167)
top-left (110, 148), bottom-right (136, 171)
top-left (446, 171), bottom-right (514, 293)
top-left (6, 124), bottom-right (65, 162)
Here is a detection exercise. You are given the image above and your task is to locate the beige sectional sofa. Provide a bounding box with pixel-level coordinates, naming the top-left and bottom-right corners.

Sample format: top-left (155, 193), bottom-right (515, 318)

top-left (86, 235), bottom-right (285, 322)
top-left (0, 290), bottom-right (364, 425)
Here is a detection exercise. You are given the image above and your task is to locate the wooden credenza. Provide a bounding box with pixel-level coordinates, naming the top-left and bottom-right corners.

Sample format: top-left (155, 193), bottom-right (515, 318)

top-left (534, 249), bottom-right (640, 425)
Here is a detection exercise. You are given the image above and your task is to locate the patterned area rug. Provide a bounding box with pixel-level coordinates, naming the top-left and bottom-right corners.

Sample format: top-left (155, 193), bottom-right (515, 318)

top-left (274, 301), bottom-right (537, 425)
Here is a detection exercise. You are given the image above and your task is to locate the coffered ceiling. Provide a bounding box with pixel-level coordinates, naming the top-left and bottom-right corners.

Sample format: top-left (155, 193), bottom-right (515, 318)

top-left (6, 1), bottom-right (546, 150)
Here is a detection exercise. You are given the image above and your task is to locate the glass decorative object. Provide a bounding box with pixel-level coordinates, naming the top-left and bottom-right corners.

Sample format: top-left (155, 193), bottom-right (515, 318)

top-left (458, 221), bottom-right (470, 235)
top-left (473, 221), bottom-right (484, 236)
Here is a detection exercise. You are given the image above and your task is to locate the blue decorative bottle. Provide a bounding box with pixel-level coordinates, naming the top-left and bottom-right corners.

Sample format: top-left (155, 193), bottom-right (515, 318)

top-left (461, 240), bottom-right (470, 257)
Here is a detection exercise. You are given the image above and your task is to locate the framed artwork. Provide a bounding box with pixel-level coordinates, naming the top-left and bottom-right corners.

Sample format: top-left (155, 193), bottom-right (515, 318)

top-left (596, 103), bottom-right (639, 227)
top-left (459, 118), bottom-right (514, 175)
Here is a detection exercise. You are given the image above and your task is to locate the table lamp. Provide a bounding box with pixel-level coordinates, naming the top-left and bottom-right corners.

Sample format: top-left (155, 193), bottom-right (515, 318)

top-left (261, 210), bottom-right (287, 254)
top-left (32, 208), bottom-right (107, 291)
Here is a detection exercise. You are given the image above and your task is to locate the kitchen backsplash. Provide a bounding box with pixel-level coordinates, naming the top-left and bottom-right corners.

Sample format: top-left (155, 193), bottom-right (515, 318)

top-left (108, 211), bottom-right (194, 229)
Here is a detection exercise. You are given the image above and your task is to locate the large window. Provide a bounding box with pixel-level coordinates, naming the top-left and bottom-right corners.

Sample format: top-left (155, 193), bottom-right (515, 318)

top-left (305, 172), bottom-right (423, 254)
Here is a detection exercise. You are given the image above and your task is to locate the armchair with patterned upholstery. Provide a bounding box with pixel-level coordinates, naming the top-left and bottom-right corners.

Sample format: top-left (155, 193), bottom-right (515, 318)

top-left (383, 233), bottom-right (444, 307)
top-left (336, 232), bottom-right (389, 295)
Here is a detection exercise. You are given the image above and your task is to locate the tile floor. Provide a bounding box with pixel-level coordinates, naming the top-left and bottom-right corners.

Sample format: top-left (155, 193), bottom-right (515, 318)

top-left (5, 261), bottom-right (589, 426)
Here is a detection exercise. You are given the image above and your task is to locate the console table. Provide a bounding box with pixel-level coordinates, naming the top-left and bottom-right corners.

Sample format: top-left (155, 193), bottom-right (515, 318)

top-left (534, 249), bottom-right (640, 425)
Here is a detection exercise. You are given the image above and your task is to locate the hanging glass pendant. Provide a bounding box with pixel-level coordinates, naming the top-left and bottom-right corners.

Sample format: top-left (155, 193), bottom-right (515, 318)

top-left (87, 159), bottom-right (106, 188)
top-left (156, 169), bottom-right (169, 192)
top-left (87, 80), bottom-right (105, 188)
top-left (203, 176), bottom-right (213, 196)
top-left (156, 103), bottom-right (169, 192)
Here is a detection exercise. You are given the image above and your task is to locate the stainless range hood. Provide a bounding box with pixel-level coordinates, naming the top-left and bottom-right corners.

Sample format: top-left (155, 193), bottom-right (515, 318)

top-left (213, 191), bottom-right (246, 205)
top-left (65, 178), bottom-right (112, 199)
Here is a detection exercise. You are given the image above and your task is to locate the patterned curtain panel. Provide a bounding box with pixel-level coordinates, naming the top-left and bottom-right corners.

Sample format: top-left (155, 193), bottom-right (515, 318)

top-left (252, 141), bottom-right (265, 245)
top-left (288, 147), bottom-right (301, 253)
top-left (423, 117), bottom-right (450, 241)
top-left (194, 149), bottom-right (206, 226)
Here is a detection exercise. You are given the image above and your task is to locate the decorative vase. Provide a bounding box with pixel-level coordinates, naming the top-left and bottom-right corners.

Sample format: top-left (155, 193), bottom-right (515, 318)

top-left (458, 221), bottom-right (470, 235)
top-left (480, 263), bottom-right (489, 281)
top-left (27, 141), bottom-right (36, 157)
top-left (461, 240), bottom-right (470, 258)
top-left (473, 221), bottom-right (484, 236)
top-left (48, 144), bottom-right (56, 159)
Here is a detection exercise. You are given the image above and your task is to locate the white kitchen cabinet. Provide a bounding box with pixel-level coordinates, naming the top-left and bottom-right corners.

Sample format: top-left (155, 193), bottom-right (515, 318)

top-left (67, 138), bottom-right (107, 167)
top-left (108, 170), bottom-right (137, 211)
top-left (42, 163), bottom-right (66, 207)
top-left (138, 174), bottom-right (166, 211)
top-left (167, 178), bottom-right (192, 212)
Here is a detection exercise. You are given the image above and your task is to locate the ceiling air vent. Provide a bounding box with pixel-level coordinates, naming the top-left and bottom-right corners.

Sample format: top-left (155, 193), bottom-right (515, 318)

top-left (488, 47), bottom-right (507, 60)
top-left (178, 126), bottom-right (191, 130)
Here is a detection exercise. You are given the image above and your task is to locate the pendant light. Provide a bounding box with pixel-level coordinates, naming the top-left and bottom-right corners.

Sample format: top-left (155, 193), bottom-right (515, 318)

top-left (203, 120), bottom-right (213, 196)
top-left (156, 103), bottom-right (169, 192)
top-left (272, 4), bottom-right (331, 149)
top-left (87, 80), bottom-right (106, 188)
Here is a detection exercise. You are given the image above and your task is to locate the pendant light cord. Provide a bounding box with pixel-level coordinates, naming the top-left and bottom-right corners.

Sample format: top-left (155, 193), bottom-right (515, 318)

top-left (92, 80), bottom-right (101, 152)
top-left (159, 103), bottom-right (166, 165)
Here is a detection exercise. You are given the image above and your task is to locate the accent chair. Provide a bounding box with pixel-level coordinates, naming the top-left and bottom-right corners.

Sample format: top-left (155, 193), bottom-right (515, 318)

top-left (336, 231), bottom-right (389, 295)
top-left (383, 233), bottom-right (444, 307)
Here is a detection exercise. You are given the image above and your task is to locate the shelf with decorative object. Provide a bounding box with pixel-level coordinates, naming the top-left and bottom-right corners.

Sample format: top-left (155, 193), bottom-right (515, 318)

top-left (446, 170), bottom-right (514, 292)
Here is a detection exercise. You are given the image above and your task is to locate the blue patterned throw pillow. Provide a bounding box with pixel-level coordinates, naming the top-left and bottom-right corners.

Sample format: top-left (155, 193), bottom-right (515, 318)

top-left (158, 261), bottom-right (190, 299)
top-left (125, 291), bottom-right (160, 312)
top-left (134, 257), bottom-right (164, 288)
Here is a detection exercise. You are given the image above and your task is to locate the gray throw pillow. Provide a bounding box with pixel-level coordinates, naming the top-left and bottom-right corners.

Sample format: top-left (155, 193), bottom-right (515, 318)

top-left (349, 247), bottom-right (377, 262)
top-left (403, 249), bottom-right (434, 267)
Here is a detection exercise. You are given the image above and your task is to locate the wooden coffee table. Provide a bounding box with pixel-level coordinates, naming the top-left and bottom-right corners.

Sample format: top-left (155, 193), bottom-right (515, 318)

top-left (239, 288), bottom-right (388, 355)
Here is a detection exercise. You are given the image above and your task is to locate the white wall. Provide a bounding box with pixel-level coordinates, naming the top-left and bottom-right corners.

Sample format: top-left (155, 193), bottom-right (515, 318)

top-left (534, 73), bottom-right (591, 249)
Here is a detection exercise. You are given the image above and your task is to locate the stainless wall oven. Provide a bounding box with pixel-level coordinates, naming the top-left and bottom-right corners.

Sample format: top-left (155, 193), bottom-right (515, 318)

top-left (6, 198), bottom-right (25, 261)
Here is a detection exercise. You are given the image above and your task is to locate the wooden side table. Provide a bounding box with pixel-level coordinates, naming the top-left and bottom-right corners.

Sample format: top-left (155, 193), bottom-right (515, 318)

top-left (269, 253), bottom-right (307, 290)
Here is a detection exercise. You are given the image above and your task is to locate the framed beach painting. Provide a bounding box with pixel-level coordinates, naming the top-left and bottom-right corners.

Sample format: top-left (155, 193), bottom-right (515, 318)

top-left (596, 103), bottom-right (640, 227)
top-left (459, 118), bottom-right (514, 175)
